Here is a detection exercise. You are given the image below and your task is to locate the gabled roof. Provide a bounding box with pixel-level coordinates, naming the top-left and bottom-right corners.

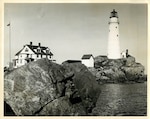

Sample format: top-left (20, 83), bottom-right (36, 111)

top-left (81, 54), bottom-right (93, 59)
top-left (27, 45), bottom-right (50, 55)
top-left (15, 44), bottom-right (53, 56)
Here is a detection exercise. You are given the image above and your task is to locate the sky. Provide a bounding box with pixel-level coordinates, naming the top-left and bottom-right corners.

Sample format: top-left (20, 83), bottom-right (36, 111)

top-left (4, 3), bottom-right (147, 73)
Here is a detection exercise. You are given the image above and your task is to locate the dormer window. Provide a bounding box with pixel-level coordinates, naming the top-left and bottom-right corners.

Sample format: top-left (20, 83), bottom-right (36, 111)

top-left (37, 49), bottom-right (40, 52)
top-left (37, 47), bottom-right (41, 53)
top-left (46, 48), bottom-right (49, 54)
top-left (46, 49), bottom-right (49, 54)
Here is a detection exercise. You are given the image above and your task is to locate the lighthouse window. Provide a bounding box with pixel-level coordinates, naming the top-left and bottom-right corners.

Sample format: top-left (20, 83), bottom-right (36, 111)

top-left (117, 34), bottom-right (118, 37)
top-left (116, 26), bottom-right (117, 28)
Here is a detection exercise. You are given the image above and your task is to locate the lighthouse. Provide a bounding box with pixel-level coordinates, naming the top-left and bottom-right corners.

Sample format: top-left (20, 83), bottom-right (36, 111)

top-left (107, 9), bottom-right (121, 59)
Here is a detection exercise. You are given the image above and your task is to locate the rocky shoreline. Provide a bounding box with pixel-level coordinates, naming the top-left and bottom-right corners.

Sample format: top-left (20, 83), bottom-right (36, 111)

top-left (88, 55), bottom-right (147, 84)
top-left (4, 55), bottom-right (147, 116)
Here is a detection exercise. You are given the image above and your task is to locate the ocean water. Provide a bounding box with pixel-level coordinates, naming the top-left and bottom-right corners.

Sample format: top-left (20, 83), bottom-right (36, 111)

top-left (92, 82), bottom-right (147, 116)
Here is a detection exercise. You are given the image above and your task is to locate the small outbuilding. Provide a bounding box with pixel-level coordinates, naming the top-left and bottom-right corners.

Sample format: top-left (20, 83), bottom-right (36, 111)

top-left (121, 49), bottom-right (129, 58)
top-left (81, 54), bottom-right (94, 67)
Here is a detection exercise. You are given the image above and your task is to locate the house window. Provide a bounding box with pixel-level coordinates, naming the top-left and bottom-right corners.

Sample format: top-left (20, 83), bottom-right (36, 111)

top-left (37, 54), bottom-right (39, 58)
top-left (27, 54), bottom-right (29, 58)
top-left (25, 48), bottom-right (28, 52)
top-left (14, 61), bottom-right (16, 66)
top-left (20, 59), bottom-right (22, 63)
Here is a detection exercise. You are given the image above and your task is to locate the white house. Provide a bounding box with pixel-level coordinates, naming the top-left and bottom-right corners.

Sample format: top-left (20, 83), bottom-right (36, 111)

top-left (81, 54), bottom-right (94, 67)
top-left (13, 42), bottom-right (53, 68)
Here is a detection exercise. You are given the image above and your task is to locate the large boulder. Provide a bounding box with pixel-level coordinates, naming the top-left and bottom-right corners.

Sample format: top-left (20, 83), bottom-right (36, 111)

top-left (94, 56), bottom-right (108, 68)
top-left (103, 68), bottom-right (126, 81)
top-left (4, 59), bottom-right (71, 115)
top-left (62, 62), bottom-right (100, 113)
top-left (121, 63), bottom-right (145, 81)
top-left (125, 55), bottom-right (136, 66)
top-left (4, 58), bottom-right (99, 116)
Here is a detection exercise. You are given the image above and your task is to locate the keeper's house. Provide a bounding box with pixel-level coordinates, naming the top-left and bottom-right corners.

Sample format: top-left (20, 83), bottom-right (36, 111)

top-left (81, 54), bottom-right (94, 67)
top-left (13, 42), bottom-right (53, 68)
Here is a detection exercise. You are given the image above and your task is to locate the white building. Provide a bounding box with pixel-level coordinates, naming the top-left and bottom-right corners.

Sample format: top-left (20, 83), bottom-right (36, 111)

top-left (121, 49), bottom-right (129, 58)
top-left (13, 42), bottom-right (53, 68)
top-left (121, 51), bottom-right (126, 58)
top-left (81, 54), bottom-right (94, 67)
top-left (107, 9), bottom-right (121, 59)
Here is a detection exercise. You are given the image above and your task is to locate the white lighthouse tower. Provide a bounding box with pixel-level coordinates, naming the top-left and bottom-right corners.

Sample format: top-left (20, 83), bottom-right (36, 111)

top-left (107, 9), bottom-right (121, 59)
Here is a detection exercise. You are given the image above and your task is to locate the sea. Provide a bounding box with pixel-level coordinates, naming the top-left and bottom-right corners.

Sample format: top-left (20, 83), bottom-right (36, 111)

top-left (92, 82), bottom-right (147, 116)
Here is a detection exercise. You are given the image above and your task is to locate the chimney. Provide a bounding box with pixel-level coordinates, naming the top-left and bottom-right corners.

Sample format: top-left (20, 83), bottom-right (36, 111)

top-left (38, 43), bottom-right (41, 47)
top-left (30, 42), bottom-right (32, 46)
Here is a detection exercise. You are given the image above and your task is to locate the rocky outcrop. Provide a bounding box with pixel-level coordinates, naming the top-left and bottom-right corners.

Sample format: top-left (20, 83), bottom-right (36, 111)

top-left (4, 58), bottom-right (99, 116)
top-left (62, 62), bottom-right (100, 114)
top-left (91, 55), bottom-right (147, 83)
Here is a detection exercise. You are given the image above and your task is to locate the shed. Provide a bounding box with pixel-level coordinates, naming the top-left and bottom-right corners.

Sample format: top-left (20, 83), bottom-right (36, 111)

top-left (81, 54), bottom-right (94, 67)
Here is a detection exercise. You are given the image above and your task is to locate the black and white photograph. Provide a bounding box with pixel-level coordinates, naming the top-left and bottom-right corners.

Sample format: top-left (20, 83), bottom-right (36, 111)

top-left (3, 2), bottom-right (147, 116)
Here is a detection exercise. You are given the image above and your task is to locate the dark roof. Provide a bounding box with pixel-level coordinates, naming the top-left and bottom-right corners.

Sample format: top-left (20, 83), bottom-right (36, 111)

top-left (15, 48), bottom-right (23, 56)
top-left (81, 54), bottom-right (93, 59)
top-left (15, 44), bottom-right (53, 56)
top-left (64, 60), bottom-right (81, 63)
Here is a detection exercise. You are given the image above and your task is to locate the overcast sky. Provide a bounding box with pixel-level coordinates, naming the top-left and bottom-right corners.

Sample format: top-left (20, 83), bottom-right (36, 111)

top-left (4, 3), bottom-right (147, 73)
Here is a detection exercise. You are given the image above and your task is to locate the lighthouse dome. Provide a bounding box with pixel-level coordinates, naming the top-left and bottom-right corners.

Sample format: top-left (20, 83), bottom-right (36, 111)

top-left (110, 9), bottom-right (118, 18)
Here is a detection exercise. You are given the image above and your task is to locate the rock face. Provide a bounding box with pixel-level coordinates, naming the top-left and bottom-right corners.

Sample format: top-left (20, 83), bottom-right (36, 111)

top-left (4, 58), bottom-right (99, 116)
top-left (62, 62), bottom-right (100, 113)
top-left (92, 55), bottom-right (146, 83)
